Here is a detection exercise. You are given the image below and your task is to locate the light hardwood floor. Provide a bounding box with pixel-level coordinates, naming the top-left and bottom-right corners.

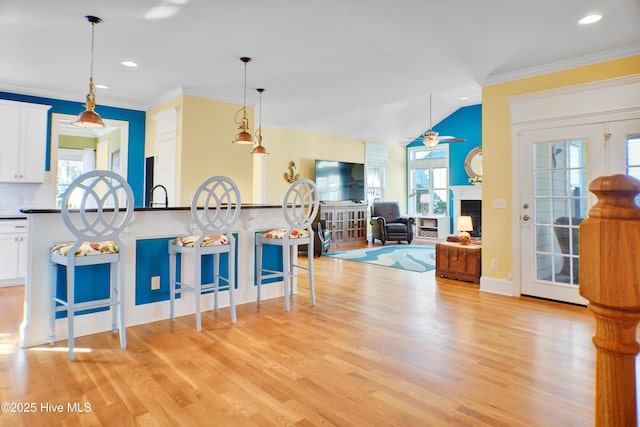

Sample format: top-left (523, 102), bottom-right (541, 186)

top-left (0, 245), bottom-right (628, 426)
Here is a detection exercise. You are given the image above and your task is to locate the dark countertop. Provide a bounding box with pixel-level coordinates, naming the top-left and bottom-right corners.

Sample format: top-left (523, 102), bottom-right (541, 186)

top-left (20, 204), bottom-right (280, 214)
top-left (0, 215), bottom-right (27, 220)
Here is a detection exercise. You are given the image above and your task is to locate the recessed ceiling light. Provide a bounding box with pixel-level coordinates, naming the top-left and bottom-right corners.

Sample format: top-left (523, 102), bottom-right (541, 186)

top-left (145, 5), bottom-right (179, 20)
top-left (579, 14), bottom-right (602, 25)
top-left (95, 84), bottom-right (109, 89)
top-left (460, 97), bottom-right (468, 101)
top-left (121, 60), bottom-right (138, 68)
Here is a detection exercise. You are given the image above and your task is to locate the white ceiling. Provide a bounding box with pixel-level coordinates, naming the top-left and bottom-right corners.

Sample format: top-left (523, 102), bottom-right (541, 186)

top-left (1, 0), bottom-right (639, 144)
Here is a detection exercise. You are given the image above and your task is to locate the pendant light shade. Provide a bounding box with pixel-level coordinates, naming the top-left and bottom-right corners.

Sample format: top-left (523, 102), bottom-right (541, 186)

top-left (232, 57), bottom-right (254, 145)
top-left (251, 88), bottom-right (268, 156)
top-left (73, 15), bottom-right (105, 128)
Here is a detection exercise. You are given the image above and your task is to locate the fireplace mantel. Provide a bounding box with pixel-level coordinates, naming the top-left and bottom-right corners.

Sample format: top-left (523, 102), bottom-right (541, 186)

top-left (451, 185), bottom-right (482, 233)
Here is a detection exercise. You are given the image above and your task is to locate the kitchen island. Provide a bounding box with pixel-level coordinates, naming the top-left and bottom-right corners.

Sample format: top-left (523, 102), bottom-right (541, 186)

top-left (20, 205), bottom-right (296, 348)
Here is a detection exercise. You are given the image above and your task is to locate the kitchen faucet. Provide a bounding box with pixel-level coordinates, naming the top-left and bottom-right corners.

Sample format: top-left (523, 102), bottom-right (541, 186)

top-left (148, 184), bottom-right (168, 208)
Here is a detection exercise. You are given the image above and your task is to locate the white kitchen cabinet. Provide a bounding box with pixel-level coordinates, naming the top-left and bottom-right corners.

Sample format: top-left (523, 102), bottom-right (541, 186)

top-left (0, 100), bottom-right (51, 183)
top-left (0, 220), bottom-right (28, 286)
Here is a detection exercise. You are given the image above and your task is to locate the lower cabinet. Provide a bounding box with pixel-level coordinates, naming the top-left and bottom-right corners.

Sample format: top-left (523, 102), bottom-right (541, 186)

top-left (0, 220), bottom-right (27, 286)
top-left (319, 204), bottom-right (367, 248)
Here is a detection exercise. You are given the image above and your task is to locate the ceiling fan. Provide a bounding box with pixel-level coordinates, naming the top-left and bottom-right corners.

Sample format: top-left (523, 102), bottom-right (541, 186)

top-left (409, 94), bottom-right (466, 147)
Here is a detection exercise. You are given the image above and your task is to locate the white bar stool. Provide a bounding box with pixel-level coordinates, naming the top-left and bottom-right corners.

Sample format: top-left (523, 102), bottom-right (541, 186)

top-left (256, 178), bottom-right (319, 311)
top-left (168, 176), bottom-right (241, 331)
top-left (49, 170), bottom-right (134, 361)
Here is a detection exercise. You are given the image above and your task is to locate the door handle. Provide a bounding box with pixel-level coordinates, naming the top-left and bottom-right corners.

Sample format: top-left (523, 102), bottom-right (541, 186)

top-left (522, 214), bottom-right (530, 221)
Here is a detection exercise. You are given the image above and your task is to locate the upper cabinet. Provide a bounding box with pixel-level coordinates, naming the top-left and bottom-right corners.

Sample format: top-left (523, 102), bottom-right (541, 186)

top-left (0, 100), bottom-right (51, 183)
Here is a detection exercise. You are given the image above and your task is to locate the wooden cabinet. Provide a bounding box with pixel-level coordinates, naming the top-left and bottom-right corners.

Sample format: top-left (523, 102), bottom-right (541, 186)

top-left (0, 220), bottom-right (28, 286)
top-left (415, 215), bottom-right (449, 241)
top-left (435, 242), bottom-right (481, 284)
top-left (0, 100), bottom-right (51, 183)
top-left (320, 203), bottom-right (367, 247)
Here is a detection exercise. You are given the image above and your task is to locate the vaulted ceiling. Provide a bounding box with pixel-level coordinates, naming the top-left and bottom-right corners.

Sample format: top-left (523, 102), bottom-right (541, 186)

top-left (1, 0), bottom-right (639, 143)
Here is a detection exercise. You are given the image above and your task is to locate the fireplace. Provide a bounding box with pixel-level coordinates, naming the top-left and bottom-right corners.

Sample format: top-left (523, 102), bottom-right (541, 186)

top-left (460, 199), bottom-right (482, 237)
top-left (450, 185), bottom-right (482, 238)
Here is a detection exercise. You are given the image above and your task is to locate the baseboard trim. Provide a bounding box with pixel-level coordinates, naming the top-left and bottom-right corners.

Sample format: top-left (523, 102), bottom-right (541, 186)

top-left (480, 276), bottom-right (516, 296)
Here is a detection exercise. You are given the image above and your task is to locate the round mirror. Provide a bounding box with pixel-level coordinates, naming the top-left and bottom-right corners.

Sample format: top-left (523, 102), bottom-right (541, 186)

top-left (464, 147), bottom-right (483, 179)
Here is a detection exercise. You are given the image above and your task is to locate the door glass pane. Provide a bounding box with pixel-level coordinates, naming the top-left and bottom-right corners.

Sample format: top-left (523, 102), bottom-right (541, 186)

top-left (535, 225), bottom-right (553, 252)
top-left (551, 169), bottom-right (569, 197)
top-left (536, 253), bottom-right (555, 282)
top-left (552, 142), bottom-right (567, 169)
top-left (533, 139), bottom-right (587, 287)
top-left (552, 199), bottom-right (569, 219)
top-left (534, 170), bottom-right (551, 197)
top-left (534, 143), bottom-right (551, 169)
top-left (535, 199), bottom-right (551, 225)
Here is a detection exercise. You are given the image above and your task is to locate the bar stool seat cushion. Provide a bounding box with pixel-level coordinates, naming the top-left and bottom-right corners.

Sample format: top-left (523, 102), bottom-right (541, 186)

top-left (260, 228), bottom-right (310, 239)
top-left (51, 241), bottom-right (119, 257)
top-left (174, 234), bottom-right (229, 247)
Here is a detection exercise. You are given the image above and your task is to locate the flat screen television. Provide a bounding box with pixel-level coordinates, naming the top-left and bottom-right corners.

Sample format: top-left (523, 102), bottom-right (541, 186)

top-left (315, 160), bottom-right (365, 202)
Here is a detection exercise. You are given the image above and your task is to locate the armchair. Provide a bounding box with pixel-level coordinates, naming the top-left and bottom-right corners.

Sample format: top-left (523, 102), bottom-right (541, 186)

top-left (370, 202), bottom-right (415, 245)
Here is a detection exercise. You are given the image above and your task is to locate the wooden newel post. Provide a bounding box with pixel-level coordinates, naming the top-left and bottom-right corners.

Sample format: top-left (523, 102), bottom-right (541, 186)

top-left (579, 174), bottom-right (640, 427)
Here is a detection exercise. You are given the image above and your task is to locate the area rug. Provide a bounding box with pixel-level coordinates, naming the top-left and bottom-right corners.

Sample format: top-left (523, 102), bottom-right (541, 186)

top-left (325, 245), bottom-right (435, 272)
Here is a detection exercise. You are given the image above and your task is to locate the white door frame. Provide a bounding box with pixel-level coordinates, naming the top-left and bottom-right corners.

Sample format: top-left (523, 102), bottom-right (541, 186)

top-left (509, 75), bottom-right (640, 299)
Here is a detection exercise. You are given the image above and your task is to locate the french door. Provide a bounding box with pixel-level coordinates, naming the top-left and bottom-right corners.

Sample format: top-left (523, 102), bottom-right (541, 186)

top-left (519, 119), bottom-right (640, 305)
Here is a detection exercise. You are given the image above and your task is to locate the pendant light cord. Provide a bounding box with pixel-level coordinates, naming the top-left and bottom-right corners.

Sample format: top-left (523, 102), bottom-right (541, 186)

top-left (243, 61), bottom-right (247, 109)
top-left (258, 89), bottom-right (262, 129)
top-left (90, 22), bottom-right (95, 80)
top-left (84, 16), bottom-right (103, 86)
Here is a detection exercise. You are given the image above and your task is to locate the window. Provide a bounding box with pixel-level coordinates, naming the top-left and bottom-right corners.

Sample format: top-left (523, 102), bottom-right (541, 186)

top-left (56, 148), bottom-right (97, 208)
top-left (628, 134), bottom-right (640, 179)
top-left (366, 161), bottom-right (385, 204)
top-left (56, 149), bottom-right (85, 208)
top-left (627, 133), bottom-right (640, 206)
top-left (408, 145), bottom-right (449, 215)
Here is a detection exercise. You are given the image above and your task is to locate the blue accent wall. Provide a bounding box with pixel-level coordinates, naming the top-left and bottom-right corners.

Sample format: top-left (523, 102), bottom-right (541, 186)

top-left (254, 231), bottom-right (285, 285)
top-left (55, 264), bottom-right (111, 318)
top-left (407, 104), bottom-right (482, 185)
top-left (135, 236), bottom-right (239, 306)
top-left (0, 92), bottom-right (146, 206)
top-left (437, 104), bottom-right (482, 186)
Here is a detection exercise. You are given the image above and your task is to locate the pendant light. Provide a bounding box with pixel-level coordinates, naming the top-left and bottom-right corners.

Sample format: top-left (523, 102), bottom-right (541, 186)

top-left (251, 88), bottom-right (268, 156)
top-left (73, 15), bottom-right (106, 128)
top-left (232, 57), bottom-right (254, 144)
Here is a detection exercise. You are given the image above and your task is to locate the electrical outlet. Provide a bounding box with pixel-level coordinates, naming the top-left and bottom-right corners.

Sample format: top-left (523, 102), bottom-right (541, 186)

top-left (491, 259), bottom-right (499, 269)
top-left (151, 276), bottom-right (160, 290)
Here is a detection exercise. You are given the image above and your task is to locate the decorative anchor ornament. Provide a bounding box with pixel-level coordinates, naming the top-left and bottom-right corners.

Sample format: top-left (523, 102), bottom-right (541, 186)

top-left (283, 160), bottom-right (300, 183)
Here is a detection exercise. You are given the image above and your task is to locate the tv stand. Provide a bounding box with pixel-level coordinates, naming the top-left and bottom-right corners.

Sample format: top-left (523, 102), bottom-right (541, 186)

top-left (319, 203), bottom-right (367, 248)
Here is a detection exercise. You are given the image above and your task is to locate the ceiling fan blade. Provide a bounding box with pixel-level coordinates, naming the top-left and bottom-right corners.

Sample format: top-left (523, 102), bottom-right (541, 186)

top-left (438, 136), bottom-right (466, 142)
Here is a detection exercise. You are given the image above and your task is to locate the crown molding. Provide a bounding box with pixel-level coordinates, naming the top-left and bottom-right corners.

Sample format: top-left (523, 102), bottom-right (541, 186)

top-left (181, 88), bottom-right (250, 107)
top-left (144, 87), bottom-right (185, 110)
top-left (483, 44), bottom-right (640, 86)
top-left (0, 82), bottom-right (146, 111)
top-left (506, 74), bottom-right (640, 104)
